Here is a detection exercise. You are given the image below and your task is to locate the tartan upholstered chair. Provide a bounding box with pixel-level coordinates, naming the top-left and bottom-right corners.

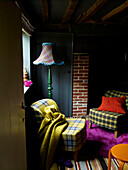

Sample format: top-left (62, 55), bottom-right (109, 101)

top-left (89, 90), bottom-right (128, 138)
top-left (30, 99), bottom-right (86, 161)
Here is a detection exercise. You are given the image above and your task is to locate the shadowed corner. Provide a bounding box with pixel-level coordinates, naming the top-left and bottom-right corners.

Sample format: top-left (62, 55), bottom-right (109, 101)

top-left (77, 140), bottom-right (103, 161)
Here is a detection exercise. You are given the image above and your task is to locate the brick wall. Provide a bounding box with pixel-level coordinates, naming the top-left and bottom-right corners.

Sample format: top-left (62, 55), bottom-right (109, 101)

top-left (72, 53), bottom-right (89, 117)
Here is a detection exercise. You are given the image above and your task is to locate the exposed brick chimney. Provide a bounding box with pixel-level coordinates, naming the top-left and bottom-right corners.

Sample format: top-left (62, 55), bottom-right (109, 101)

top-left (72, 53), bottom-right (89, 117)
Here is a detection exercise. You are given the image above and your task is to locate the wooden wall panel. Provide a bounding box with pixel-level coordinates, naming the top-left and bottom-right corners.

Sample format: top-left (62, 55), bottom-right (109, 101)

top-left (0, 1), bottom-right (27, 169)
top-left (31, 32), bottom-right (73, 117)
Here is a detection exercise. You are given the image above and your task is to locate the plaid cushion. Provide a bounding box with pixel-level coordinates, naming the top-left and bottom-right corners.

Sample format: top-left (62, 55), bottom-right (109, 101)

top-left (89, 90), bottom-right (128, 131)
top-left (61, 118), bottom-right (86, 151)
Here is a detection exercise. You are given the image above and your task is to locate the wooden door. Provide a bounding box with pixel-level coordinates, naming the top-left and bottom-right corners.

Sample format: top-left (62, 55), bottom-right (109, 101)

top-left (0, 1), bottom-right (27, 169)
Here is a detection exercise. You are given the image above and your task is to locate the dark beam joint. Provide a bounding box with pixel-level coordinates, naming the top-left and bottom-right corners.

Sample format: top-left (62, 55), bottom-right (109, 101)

top-left (40, 0), bottom-right (48, 23)
top-left (75, 0), bottom-right (109, 24)
top-left (62, 0), bottom-right (78, 24)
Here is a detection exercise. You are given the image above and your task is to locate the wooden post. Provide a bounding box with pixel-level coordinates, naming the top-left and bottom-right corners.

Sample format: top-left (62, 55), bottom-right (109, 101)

top-left (108, 150), bottom-right (111, 170)
top-left (89, 122), bottom-right (92, 129)
top-left (114, 130), bottom-right (118, 138)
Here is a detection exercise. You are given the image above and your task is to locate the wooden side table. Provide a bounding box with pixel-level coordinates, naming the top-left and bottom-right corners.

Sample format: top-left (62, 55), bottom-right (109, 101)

top-left (108, 144), bottom-right (128, 170)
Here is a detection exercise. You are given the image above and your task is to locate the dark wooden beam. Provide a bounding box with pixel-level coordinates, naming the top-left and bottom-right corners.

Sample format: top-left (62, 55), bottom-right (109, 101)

top-left (62, 0), bottom-right (78, 23)
top-left (75, 0), bottom-right (109, 24)
top-left (102, 0), bottom-right (128, 21)
top-left (42, 23), bottom-right (70, 32)
top-left (40, 0), bottom-right (48, 23)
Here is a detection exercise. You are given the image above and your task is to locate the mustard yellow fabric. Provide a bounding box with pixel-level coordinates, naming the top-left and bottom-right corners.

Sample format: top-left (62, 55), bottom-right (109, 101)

top-left (38, 105), bottom-right (68, 170)
top-left (31, 99), bottom-right (60, 117)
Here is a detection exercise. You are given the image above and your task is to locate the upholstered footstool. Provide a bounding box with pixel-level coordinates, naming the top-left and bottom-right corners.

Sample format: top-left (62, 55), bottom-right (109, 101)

top-left (61, 117), bottom-right (86, 160)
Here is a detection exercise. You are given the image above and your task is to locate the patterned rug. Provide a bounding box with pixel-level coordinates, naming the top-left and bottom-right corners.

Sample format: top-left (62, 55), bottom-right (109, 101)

top-left (86, 120), bottom-right (128, 158)
top-left (58, 119), bottom-right (128, 169)
top-left (59, 158), bottom-right (128, 170)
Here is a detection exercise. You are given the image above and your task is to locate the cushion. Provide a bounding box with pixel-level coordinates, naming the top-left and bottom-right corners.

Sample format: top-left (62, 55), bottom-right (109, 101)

top-left (98, 96), bottom-right (126, 114)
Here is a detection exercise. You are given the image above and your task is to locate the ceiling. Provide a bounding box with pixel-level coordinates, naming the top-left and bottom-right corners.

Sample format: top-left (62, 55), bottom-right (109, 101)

top-left (17, 0), bottom-right (128, 32)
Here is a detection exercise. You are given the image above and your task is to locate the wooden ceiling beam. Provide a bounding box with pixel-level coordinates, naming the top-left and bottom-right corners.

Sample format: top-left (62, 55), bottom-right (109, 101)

top-left (42, 23), bottom-right (70, 32)
top-left (75, 0), bottom-right (109, 24)
top-left (62, 0), bottom-right (78, 23)
top-left (102, 0), bottom-right (128, 21)
top-left (40, 0), bottom-right (48, 23)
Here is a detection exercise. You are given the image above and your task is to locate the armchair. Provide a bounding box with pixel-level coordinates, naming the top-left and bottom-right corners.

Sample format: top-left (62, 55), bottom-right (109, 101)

top-left (30, 98), bottom-right (86, 168)
top-left (89, 90), bottom-right (128, 138)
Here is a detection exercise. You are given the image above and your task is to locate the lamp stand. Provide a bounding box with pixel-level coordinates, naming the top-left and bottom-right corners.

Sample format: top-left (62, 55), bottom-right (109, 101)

top-left (47, 66), bottom-right (53, 99)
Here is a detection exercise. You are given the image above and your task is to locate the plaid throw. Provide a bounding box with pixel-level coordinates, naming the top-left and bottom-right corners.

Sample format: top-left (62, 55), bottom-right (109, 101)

top-left (89, 90), bottom-right (128, 131)
top-left (61, 118), bottom-right (86, 151)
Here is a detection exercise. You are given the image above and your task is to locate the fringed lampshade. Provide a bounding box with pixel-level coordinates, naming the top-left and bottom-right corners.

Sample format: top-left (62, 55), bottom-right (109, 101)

top-left (33, 42), bottom-right (64, 98)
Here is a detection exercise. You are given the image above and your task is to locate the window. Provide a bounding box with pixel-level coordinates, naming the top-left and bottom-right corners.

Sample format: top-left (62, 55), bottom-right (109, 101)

top-left (22, 29), bottom-right (31, 80)
top-left (22, 29), bottom-right (32, 93)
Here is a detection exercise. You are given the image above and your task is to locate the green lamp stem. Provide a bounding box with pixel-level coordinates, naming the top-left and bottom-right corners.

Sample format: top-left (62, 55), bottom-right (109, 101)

top-left (48, 66), bottom-right (53, 99)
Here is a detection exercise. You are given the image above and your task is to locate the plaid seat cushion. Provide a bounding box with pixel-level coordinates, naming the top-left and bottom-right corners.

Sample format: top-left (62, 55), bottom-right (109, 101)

top-left (89, 108), bottom-right (128, 130)
top-left (61, 118), bottom-right (86, 151)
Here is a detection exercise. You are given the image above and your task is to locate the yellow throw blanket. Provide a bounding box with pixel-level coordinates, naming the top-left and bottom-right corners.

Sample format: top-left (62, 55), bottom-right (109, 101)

top-left (38, 105), bottom-right (68, 170)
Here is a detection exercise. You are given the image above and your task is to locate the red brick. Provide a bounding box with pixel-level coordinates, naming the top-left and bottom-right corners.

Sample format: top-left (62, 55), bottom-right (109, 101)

top-left (73, 80), bottom-right (83, 83)
top-left (73, 110), bottom-right (84, 113)
top-left (73, 73), bottom-right (83, 77)
top-left (73, 86), bottom-right (84, 89)
top-left (79, 70), bottom-right (88, 73)
top-left (72, 53), bottom-right (89, 117)
top-left (79, 89), bottom-right (88, 92)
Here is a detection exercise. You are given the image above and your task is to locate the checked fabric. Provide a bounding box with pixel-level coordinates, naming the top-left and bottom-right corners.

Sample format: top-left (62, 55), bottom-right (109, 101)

top-left (33, 42), bottom-right (64, 66)
top-left (105, 90), bottom-right (128, 110)
top-left (31, 99), bottom-right (86, 152)
top-left (31, 99), bottom-right (60, 125)
top-left (89, 90), bottom-right (128, 131)
top-left (33, 43), bottom-right (55, 65)
top-left (89, 108), bottom-right (127, 130)
top-left (62, 118), bottom-right (86, 152)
